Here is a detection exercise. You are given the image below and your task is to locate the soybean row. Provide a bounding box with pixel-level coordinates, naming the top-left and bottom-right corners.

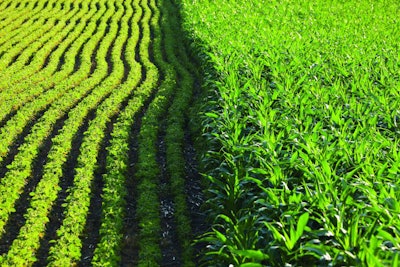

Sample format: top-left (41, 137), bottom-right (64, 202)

top-left (0, 0), bottom-right (203, 266)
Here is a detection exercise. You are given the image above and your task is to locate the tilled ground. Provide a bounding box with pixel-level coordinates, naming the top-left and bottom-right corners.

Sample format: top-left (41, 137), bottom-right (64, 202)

top-left (0, 0), bottom-right (205, 265)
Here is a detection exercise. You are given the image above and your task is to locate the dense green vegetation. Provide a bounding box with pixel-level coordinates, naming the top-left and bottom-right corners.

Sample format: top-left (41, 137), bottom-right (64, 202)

top-left (181, 0), bottom-right (400, 266)
top-left (1, 0), bottom-right (400, 266)
top-left (0, 0), bottom-right (201, 265)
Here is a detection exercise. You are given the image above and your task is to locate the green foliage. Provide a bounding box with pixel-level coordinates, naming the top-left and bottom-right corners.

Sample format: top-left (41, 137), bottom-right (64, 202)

top-left (181, 0), bottom-right (400, 265)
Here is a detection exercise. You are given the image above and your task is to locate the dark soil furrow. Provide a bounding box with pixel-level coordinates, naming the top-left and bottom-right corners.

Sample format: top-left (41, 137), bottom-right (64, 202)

top-left (89, 16), bottom-right (112, 75)
top-left (119, 88), bottom-right (164, 265)
top-left (149, 0), bottom-right (182, 263)
top-left (0, 113), bottom-right (66, 255)
top-left (157, 123), bottom-right (182, 266)
top-left (0, 107), bottom-right (48, 178)
top-left (183, 129), bottom-right (207, 261)
top-left (0, 0), bottom-right (206, 265)
top-left (120, 2), bottom-right (160, 257)
top-left (120, 22), bottom-right (131, 83)
top-left (0, 1), bottom-right (46, 45)
top-left (42, 11), bottom-right (83, 70)
top-left (79, 3), bottom-right (130, 264)
top-left (6, 16), bottom-right (55, 68)
top-left (78, 120), bottom-right (110, 266)
top-left (32, 111), bottom-right (93, 267)
top-left (77, 118), bottom-right (119, 266)
top-left (135, 28), bottom-right (146, 83)
top-left (120, 115), bottom-right (141, 267)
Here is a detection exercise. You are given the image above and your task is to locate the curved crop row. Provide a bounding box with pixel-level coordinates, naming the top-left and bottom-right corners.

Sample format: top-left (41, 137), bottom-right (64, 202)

top-left (0, 0), bottom-right (114, 241)
top-left (90, 0), bottom-right (142, 263)
top-left (0, 0), bottom-right (203, 266)
top-left (131, 0), bottom-right (174, 264)
top-left (0, 2), bottom-right (32, 32)
top-left (0, 0), bottom-right (106, 163)
top-left (0, 0), bottom-right (84, 88)
top-left (0, 0), bottom-right (61, 61)
top-left (46, 0), bottom-right (129, 264)
top-left (0, 1), bottom-right (101, 124)
top-left (0, 0), bottom-right (89, 91)
top-left (0, 0), bottom-right (45, 39)
top-left (0, 0), bottom-right (121, 265)
top-left (156, 0), bottom-right (197, 264)
top-left (0, 0), bottom-right (16, 13)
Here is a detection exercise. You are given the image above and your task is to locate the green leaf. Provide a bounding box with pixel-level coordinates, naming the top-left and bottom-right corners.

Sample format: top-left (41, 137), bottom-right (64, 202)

top-left (296, 212), bottom-right (309, 240)
top-left (264, 222), bottom-right (284, 242)
top-left (321, 160), bottom-right (331, 179)
top-left (214, 229), bottom-right (227, 243)
top-left (218, 214), bottom-right (234, 224)
top-left (377, 230), bottom-right (396, 244)
top-left (290, 151), bottom-right (299, 165)
top-left (232, 249), bottom-right (268, 261)
top-left (302, 245), bottom-right (325, 257)
top-left (205, 112), bottom-right (219, 119)
top-left (393, 253), bottom-right (399, 267)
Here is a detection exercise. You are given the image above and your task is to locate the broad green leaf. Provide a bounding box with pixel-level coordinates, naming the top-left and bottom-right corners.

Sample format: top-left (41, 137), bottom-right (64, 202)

top-left (214, 229), bottom-right (227, 243)
top-left (393, 253), bottom-right (399, 267)
top-left (377, 230), bottom-right (396, 244)
top-left (233, 249), bottom-right (268, 261)
top-left (205, 112), bottom-right (219, 119)
top-left (296, 212), bottom-right (309, 240)
top-left (320, 160), bottom-right (331, 179)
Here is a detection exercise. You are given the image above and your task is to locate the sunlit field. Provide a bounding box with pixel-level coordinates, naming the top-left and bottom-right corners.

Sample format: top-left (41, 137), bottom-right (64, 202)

top-left (181, 0), bottom-right (400, 265)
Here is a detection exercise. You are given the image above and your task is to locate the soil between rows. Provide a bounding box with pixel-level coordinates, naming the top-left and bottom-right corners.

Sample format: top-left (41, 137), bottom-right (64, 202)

top-left (0, 0), bottom-right (207, 265)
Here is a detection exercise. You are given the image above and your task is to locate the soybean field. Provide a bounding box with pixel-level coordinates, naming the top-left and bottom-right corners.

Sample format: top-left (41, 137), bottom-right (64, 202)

top-left (2, 0), bottom-right (400, 266)
top-left (0, 0), bottom-right (204, 266)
